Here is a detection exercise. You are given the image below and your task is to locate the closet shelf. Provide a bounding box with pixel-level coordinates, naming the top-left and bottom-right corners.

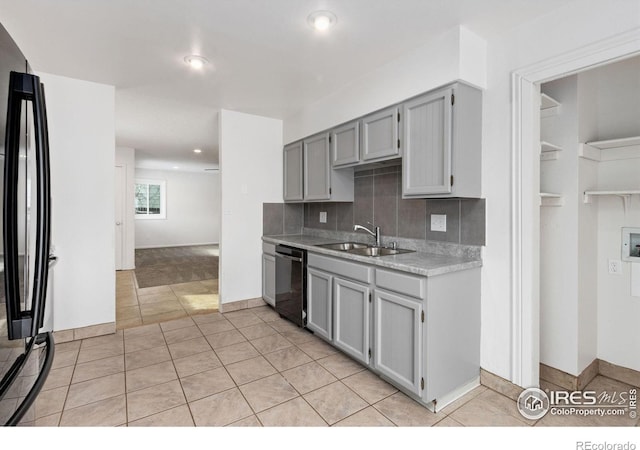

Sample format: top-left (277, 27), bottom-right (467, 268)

top-left (583, 190), bottom-right (640, 212)
top-left (540, 192), bottom-right (564, 207)
top-left (540, 141), bottom-right (562, 160)
top-left (540, 93), bottom-right (561, 118)
top-left (579, 136), bottom-right (640, 161)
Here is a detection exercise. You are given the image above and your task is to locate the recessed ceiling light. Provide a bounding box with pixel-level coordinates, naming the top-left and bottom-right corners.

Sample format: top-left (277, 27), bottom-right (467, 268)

top-left (307, 11), bottom-right (337, 31)
top-left (173, 166), bottom-right (179, 169)
top-left (184, 55), bottom-right (208, 70)
top-left (193, 148), bottom-right (202, 154)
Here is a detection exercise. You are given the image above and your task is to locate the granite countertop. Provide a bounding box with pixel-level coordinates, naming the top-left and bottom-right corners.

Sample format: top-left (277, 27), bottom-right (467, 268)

top-left (262, 234), bottom-right (482, 277)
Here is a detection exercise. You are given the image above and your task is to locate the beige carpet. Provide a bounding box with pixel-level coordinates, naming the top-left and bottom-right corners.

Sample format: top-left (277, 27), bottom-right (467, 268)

top-left (134, 245), bottom-right (218, 288)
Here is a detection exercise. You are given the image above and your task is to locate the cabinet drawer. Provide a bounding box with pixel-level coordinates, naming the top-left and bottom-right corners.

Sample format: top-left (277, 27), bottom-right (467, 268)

top-left (308, 253), bottom-right (372, 284)
top-left (375, 269), bottom-right (425, 299)
top-left (262, 242), bottom-right (276, 256)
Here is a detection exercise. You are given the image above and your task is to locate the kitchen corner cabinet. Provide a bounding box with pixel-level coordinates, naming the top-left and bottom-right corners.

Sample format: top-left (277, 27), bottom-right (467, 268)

top-left (283, 133), bottom-right (354, 202)
top-left (262, 243), bottom-right (276, 306)
top-left (402, 83), bottom-right (482, 198)
top-left (361, 106), bottom-right (401, 162)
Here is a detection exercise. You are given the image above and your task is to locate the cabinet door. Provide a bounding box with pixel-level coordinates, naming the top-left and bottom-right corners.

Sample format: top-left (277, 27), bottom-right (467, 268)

top-left (303, 132), bottom-right (331, 201)
top-left (333, 277), bottom-right (370, 365)
top-left (331, 121), bottom-right (359, 167)
top-left (402, 88), bottom-right (453, 196)
top-left (361, 106), bottom-right (399, 162)
top-left (262, 254), bottom-right (276, 306)
top-left (283, 141), bottom-right (303, 201)
top-left (306, 267), bottom-right (333, 340)
top-left (373, 289), bottom-right (422, 396)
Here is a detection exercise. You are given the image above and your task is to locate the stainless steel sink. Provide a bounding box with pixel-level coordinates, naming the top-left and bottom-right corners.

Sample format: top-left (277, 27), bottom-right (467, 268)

top-left (316, 242), bottom-right (369, 251)
top-left (315, 242), bottom-right (414, 257)
top-left (347, 246), bottom-right (414, 257)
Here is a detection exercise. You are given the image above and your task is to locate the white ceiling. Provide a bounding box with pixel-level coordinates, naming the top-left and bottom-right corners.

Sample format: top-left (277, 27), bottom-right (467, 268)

top-left (0, 0), bottom-right (575, 171)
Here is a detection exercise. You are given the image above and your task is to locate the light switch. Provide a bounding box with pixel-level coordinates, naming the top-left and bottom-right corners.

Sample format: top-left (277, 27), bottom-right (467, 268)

top-left (431, 214), bottom-right (447, 232)
top-left (319, 211), bottom-right (327, 223)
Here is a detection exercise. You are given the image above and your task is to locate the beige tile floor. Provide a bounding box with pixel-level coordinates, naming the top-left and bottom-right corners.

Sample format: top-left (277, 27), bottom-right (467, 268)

top-left (116, 270), bottom-right (219, 330)
top-left (19, 304), bottom-right (640, 427)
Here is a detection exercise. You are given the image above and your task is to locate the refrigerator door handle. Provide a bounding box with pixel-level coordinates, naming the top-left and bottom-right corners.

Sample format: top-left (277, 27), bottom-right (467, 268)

top-left (2, 71), bottom-right (51, 339)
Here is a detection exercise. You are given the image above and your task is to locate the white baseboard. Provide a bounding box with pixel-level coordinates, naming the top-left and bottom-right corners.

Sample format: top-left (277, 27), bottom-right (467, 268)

top-left (135, 242), bottom-right (219, 250)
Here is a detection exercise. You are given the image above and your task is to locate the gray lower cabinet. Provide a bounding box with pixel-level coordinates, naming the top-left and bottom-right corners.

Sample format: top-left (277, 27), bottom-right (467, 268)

top-left (333, 277), bottom-right (370, 365)
top-left (302, 251), bottom-right (480, 411)
top-left (261, 254), bottom-right (276, 307)
top-left (373, 288), bottom-right (422, 396)
top-left (306, 267), bottom-right (333, 341)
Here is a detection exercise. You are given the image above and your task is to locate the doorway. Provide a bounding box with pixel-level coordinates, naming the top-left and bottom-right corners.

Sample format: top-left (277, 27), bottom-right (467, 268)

top-left (511, 29), bottom-right (640, 388)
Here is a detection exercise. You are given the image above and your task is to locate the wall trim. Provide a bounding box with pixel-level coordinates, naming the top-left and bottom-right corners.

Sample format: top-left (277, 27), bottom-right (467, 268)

top-left (510, 27), bottom-right (640, 388)
top-left (540, 360), bottom-right (599, 391)
top-left (53, 321), bottom-right (116, 343)
top-left (219, 297), bottom-right (267, 313)
top-left (135, 242), bottom-right (219, 250)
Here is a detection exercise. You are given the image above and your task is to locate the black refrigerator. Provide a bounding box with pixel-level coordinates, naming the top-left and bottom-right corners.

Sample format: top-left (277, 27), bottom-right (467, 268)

top-left (0, 23), bottom-right (54, 425)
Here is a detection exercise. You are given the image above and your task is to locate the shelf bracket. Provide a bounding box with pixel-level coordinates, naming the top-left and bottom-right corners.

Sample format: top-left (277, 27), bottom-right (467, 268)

top-left (583, 192), bottom-right (632, 214)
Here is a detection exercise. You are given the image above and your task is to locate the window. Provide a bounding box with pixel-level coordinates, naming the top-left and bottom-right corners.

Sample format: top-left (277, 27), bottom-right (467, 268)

top-left (135, 179), bottom-right (166, 219)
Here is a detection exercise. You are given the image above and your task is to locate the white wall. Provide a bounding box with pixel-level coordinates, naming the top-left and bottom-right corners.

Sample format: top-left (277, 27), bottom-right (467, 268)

top-left (283, 0), bottom-right (640, 383)
top-left (539, 77), bottom-right (581, 375)
top-left (597, 159), bottom-right (640, 372)
top-left (284, 25), bottom-right (487, 144)
top-left (115, 147), bottom-right (135, 269)
top-left (219, 110), bottom-right (282, 304)
top-left (134, 168), bottom-right (219, 249)
top-left (39, 72), bottom-right (116, 331)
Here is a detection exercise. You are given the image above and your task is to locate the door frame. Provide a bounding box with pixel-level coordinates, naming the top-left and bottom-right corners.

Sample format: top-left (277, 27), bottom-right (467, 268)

top-left (510, 28), bottom-right (640, 388)
top-left (114, 164), bottom-right (126, 271)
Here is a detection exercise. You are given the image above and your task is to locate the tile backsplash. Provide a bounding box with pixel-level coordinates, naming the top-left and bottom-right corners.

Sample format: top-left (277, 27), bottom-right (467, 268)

top-left (263, 165), bottom-right (485, 246)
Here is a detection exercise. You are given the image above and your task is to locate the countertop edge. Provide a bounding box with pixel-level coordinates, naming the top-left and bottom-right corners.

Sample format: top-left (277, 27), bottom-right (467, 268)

top-left (262, 235), bottom-right (482, 277)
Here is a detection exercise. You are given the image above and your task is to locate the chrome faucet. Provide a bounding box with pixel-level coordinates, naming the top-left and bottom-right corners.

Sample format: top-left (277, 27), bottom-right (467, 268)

top-left (354, 223), bottom-right (381, 247)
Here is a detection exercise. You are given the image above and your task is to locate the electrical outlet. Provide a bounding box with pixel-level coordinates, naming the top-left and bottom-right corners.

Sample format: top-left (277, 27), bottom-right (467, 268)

top-left (319, 211), bottom-right (327, 223)
top-left (608, 259), bottom-right (623, 275)
top-left (430, 214), bottom-right (447, 232)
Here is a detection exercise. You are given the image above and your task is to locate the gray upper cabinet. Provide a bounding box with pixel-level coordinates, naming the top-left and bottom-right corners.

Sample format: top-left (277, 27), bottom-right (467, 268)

top-left (361, 105), bottom-right (400, 162)
top-left (303, 132), bottom-right (331, 201)
top-left (283, 141), bottom-right (303, 201)
top-left (402, 87), bottom-right (453, 196)
top-left (373, 288), bottom-right (422, 396)
top-left (333, 277), bottom-right (370, 365)
top-left (402, 83), bottom-right (482, 198)
top-left (331, 121), bottom-right (360, 168)
top-left (307, 267), bottom-right (333, 341)
top-left (283, 134), bottom-right (354, 203)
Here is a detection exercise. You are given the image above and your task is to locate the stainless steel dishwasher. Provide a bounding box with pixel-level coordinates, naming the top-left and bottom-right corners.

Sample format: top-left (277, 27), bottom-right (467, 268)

top-left (274, 245), bottom-right (306, 327)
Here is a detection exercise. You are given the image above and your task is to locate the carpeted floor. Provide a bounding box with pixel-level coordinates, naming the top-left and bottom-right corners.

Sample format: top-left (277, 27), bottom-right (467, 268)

top-left (134, 245), bottom-right (218, 288)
